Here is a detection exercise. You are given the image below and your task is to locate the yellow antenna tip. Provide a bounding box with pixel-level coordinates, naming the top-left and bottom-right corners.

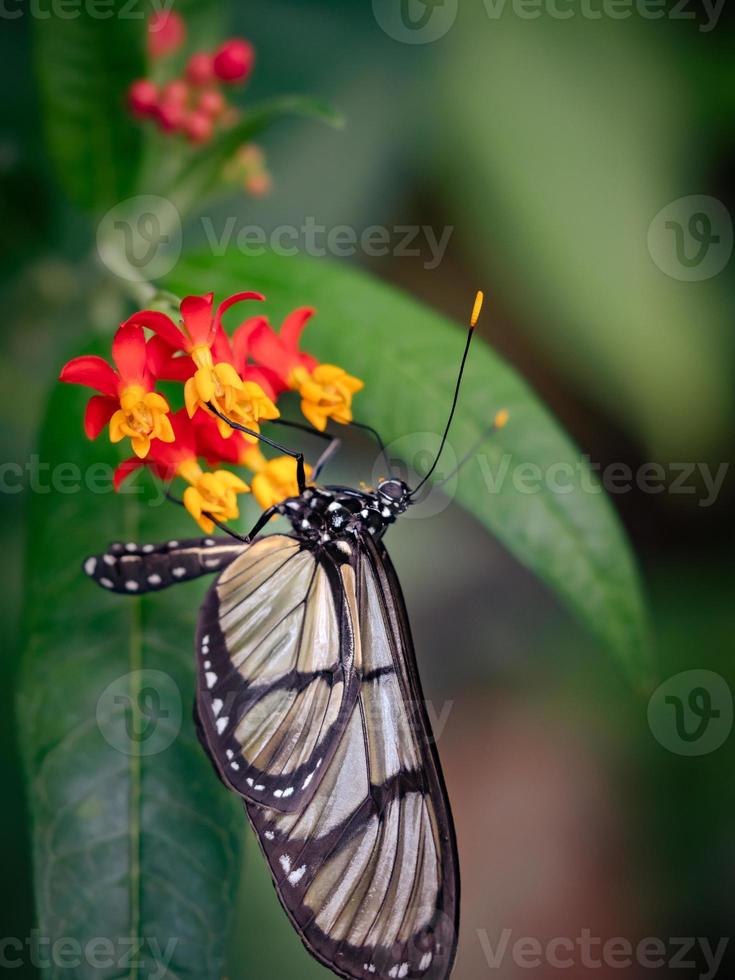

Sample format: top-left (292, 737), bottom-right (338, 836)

top-left (494, 408), bottom-right (509, 429)
top-left (470, 290), bottom-right (484, 328)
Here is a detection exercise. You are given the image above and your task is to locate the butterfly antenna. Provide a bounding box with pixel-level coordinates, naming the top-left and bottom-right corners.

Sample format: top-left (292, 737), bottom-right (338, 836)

top-left (410, 290), bottom-right (484, 498)
top-left (433, 408), bottom-right (509, 489)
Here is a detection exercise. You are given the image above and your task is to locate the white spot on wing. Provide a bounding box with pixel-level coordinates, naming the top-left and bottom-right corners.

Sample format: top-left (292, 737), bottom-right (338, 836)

top-left (168, 540), bottom-right (179, 548)
top-left (84, 557), bottom-right (96, 575)
top-left (282, 787), bottom-right (294, 798)
top-left (125, 542), bottom-right (137, 552)
top-left (212, 698), bottom-right (223, 716)
top-left (100, 578), bottom-right (113, 589)
top-left (279, 854), bottom-right (291, 874)
top-left (226, 749), bottom-right (234, 759)
top-left (216, 717), bottom-right (228, 734)
top-left (143, 544), bottom-right (154, 553)
top-left (147, 574), bottom-right (161, 586)
top-left (172, 567), bottom-right (186, 578)
top-left (287, 865), bottom-right (307, 886)
top-left (230, 762), bottom-right (239, 771)
top-left (264, 830), bottom-right (274, 840)
top-left (125, 581), bottom-right (139, 591)
top-left (205, 671), bottom-right (217, 689)
top-left (419, 952), bottom-right (432, 971)
top-left (103, 554), bottom-right (115, 566)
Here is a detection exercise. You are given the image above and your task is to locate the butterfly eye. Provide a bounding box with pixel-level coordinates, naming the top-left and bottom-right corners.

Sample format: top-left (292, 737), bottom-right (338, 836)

top-left (377, 480), bottom-right (405, 500)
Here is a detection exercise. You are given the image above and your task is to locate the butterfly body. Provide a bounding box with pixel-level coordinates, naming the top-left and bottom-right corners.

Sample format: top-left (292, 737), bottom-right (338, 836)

top-left (275, 478), bottom-right (411, 546)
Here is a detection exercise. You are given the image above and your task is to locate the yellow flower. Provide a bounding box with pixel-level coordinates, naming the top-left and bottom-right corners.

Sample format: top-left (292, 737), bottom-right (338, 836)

top-left (108, 385), bottom-right (175, 459)
top-left (246, 449), bottom-right (313, 510)
top-left (177, 457), bottom-right (250, 534)
top-left (289, 364), bottom-right (364, 432)
top-left (184, 345), bottom-right (279, 440)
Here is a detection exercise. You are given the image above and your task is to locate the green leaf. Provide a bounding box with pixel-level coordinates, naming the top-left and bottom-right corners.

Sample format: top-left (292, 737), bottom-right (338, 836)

top-left (168, 96), bottom-right (344, 214)
top-left (34, 0), bottom-right (146, 213)
top-left (167, 250), bottom-right (650, 681)
top-left (17, 375), bottom-right (243, 978)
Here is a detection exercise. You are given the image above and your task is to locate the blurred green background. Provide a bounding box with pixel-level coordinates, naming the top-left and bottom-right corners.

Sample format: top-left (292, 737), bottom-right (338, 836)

top-left (2, 1), bottom-right (734, 977)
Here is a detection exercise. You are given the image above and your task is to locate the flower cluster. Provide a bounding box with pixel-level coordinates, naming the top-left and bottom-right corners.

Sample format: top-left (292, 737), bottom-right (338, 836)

top-left (128, 9), bottom-right (265, 173)
top-left (60, 291), bottom-right (363, 533)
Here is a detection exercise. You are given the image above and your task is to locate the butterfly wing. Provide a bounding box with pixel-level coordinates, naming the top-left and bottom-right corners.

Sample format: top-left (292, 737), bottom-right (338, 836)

top-left (195, 534), bottom-right (361, 813)
top-left (239, 533), bottom-right (459, 980)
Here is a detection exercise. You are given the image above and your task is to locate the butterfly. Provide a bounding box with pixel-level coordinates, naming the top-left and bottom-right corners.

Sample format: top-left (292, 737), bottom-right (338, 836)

top-left (85, 292), bottom-right (504, 980)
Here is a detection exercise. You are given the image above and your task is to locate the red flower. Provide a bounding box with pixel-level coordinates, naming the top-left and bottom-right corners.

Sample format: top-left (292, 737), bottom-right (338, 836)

top-left (191, 414), bottom-right (311, 511)
top-left (114, 410), bottom-right (197, 488)
top-left (192, 412), bottom-right (260, 468)
top-left (59, 323), bottom-right (174, 458)
top-left (148, 10), bottom-right (186, 59)
top-left (124, 290), bottom-right (263, 356)
top-left (124, 291), bottom-right (280, 439)
top-left (116, 411), bottom-right (249, 534)
top-left (235, 306), bottom-right (317, 387)
top-left (237, 308), bottom-right (364, 431)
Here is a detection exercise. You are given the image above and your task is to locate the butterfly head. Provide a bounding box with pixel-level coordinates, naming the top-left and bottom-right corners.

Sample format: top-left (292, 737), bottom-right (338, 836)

top-left (375, 477), bottom-right (411, 516)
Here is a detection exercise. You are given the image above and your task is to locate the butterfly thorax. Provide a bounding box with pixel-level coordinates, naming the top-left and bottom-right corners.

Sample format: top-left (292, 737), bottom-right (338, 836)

top-left (277, 479), bottom-right (411, 544)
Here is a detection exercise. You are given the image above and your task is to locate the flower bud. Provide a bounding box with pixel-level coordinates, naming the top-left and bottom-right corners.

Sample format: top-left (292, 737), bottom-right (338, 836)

top-left (213, 39), bottom-right (255, 83)
top-left (161, 80), bottom-right (189, 106)
top-left (186, 52), bottom-right (215, 87)
top-left (148, 10), bottom-right (186, 59)
top-left (184, 111), bottom-right (214, 145)
top-left (127, 79), bottom-right (159, 118)
top-left (156, 100), bottom-right (186, 133)
top-left (197, 89), bottom-right (226, 118)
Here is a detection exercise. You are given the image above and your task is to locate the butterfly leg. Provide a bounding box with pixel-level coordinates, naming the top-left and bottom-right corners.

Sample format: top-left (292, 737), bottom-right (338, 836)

top-left (270, 417), bottom-right (342, 480)
top-left (207, 404), bottom-right (309, 494)
top-left (83, 537), bottom-right (246, 594)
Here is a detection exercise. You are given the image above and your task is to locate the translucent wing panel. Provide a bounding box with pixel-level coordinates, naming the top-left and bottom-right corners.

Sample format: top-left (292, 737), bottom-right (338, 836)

top-left (245, 536), bottom-right (459, 980)
top-left (195, 535), bottom-right (359, 813)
